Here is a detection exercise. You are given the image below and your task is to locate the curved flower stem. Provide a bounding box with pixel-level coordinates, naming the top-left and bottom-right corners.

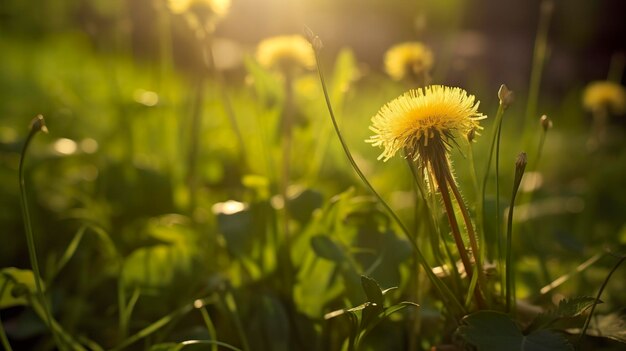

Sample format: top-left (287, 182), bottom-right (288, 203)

top-left (506, 153), bottom-right (527, 313)
top-left (578, 254), bottom-right (626, 344)
top-left (19, 115), bottom-right (64, 349)
top-left (199, 306), bottom-right (218, 351)
top-left (310, 36), bottom-right (465, 316)
top-left (445, 170), bottom-right (488, 305)
top-left (494, 119), bottom-right (503, 278)
top-left (480, 104), bottom-right (506, 270)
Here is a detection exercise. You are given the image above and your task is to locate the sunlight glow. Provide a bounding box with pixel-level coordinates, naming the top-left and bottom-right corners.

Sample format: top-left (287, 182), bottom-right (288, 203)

top-left (53, 138), bottom-right (78, 155)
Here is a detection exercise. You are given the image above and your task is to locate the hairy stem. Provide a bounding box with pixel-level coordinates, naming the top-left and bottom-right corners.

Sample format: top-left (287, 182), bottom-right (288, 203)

top-left (310, 36), bottom-right (465, 316)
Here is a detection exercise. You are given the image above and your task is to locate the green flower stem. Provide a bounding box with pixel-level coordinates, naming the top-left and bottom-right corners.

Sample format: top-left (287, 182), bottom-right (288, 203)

top-left (437, 173), bottom-right (485, 309)
top-left (578, 254), bottom-right (626, 344)
top-left (505, 153), bottom-right (527, 313)
top-left (494, 120), bottom-right (504, 289)
top-left (0, 280), bottom-right (14, 351)
top-left (445, 170), bottom-right (488, 305)
top-left (525, 118), bottom-right (552, 284)
top-left (19, 115), bottom-right (64, 349)
top-left (199, 306), bottom-right (218, 351)
top-left (480, 103), bottom-right (506, 296)
top-left (311, 37), bottom-right (465, 316)
top-left (405, 159), bottom-right (448, 277)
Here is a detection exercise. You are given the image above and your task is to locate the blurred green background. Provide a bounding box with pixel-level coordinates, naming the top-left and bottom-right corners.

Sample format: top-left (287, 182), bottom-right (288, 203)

top-left (1, 0), bottom-right (625, 350)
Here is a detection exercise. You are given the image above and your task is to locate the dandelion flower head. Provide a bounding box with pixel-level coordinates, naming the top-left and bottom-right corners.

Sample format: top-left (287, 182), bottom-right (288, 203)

top-left (368, 85), bottom-right (485, 164)
top-left (256, 35), bottom-right (315, 74)
top-left (168, 0), bottom-right (231, 17)
top-left (384, 42), bottom-right (434, 81)
top-left (582, 81), bottom-right (626, 115)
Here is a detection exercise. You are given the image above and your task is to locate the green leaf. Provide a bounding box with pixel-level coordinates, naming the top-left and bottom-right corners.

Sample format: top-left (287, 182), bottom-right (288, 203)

top-left (528, 296), bottom-right (598, 331)
top-left (311, 235), bottom-right (346, 262)
top-left (121, 244), bottom-right (195, 292)
top-left (0, 267), bottom-right (39, 308)
top-left (360, 275), bottom-right (384, 306)
top-left (458, 311), bottom-right (573, 351)
top-left (383, 302), bottom-right (419, 318)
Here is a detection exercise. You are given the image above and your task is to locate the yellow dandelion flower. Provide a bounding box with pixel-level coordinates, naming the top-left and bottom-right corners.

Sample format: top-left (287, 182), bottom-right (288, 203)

top-left (167, 0), bottom-right (230, 17)
top-left (582, 81), bottom-right (626, 115)
top-left (256, 35), bottom-right (315, 74)
top-left (367, 85), bottom-right (485, 165)
top-left (384, 42), bottom-right (434, 81)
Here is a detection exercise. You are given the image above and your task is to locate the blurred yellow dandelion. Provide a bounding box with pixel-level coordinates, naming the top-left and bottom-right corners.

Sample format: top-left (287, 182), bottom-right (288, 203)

top-left (167, 0), bottom-right (230, 17)
top-left (384, 42), bottom-right (434, 81)
top-left (582, 81), bottom-right (626, 114)
top-left (256, 35), bottom-right (315, 73)
top-left (367, 85), bottom-right (485, 164)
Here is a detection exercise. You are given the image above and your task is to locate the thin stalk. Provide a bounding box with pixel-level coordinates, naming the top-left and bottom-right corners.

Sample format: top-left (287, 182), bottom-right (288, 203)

top-left (118, 279), bottom-right (127, 340)
top-left (480, 103), bottom-right (506, 265)
top-left (0, 280), bottom-right (14, 351)
top-left (539, 253), bottom-right (603, 295)
top-left (506, 153), bottom-right (527, 313)
top-left (578, 254), bottom-right (626, 344)
top-left (311, 39), bottom-right (465, 315)
top-left (523, 0), bottom-right (554, 134)
top-left (18, 115), bottom-right (64, 349)
top-left (494, 120), bottom-right (503, 284)
top-left (221, 291), bottom-right (250, 351)
top-left (446, 171), bottom-right (488, 305)
top-left (199, 306), bottom-right (218, 351)
top-left (437, 174), bottom-right (485, 309)
top-left (526, 118), bottom-right (552, 284)
top-left (406, 159), bottom-right (449, 278)
top-left (111, 301), bottom-right (197, 351)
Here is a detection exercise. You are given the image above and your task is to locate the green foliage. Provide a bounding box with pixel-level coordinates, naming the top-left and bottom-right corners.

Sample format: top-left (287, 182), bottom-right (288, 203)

top-left (527, 296), bottom-right (597, 332)
top-left (0, 268), bottom-right (38, 308)
top-left (458, 311), bottom-right (574, 351)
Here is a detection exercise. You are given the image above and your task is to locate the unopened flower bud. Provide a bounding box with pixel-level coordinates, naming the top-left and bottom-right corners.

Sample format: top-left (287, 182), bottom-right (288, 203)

top-left (540, 114), bottom-right (553, 131)
top-left (498, 84), bottom-right (514, 109)
top-left (513, 152), bottom-right (528, 192)
top-left (29, 115), bottom-right (48, 134)
top-left (303, 26), bottom-right (323, 52)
